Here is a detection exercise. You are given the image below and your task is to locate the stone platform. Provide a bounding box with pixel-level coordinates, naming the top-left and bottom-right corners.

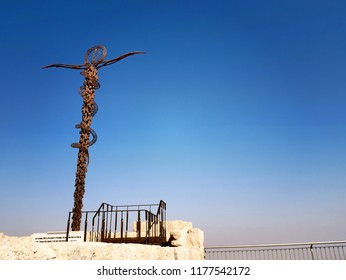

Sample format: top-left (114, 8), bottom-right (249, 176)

top-left (0, 220), bottom-right (204, 260)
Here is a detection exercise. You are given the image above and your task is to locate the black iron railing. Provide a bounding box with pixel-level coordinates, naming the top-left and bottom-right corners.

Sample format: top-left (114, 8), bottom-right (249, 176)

top-left (205, 241), bottom-right (346, 260)
top-left (66, 200), bottom-right (166, 245)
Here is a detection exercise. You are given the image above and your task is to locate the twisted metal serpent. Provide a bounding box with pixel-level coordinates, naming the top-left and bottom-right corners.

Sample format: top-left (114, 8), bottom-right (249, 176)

top-left (43, 45), bottom-right (145, 231)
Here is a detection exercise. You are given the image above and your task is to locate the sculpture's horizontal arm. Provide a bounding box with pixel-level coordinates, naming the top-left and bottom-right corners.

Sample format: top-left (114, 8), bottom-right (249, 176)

top-left (42, 51), bottom-right (145, 70)
top-left (42, 63), bottom-right (87, 70)
top-left (97, 51), bottom-right (146, 69)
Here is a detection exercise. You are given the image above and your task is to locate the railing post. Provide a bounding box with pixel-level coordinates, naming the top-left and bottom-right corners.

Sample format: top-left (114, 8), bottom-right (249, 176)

top-left (114, 207), bottom-right (118, 238)
top-left (310, 244), bottom-right (315, 260)
top-left (84, 212), bottom-right (88, 242)
top-left (105, 205), bottom-right (109, 239)
top-left (101, 211), bottom-right (106, 241)
top-left (126, 207), bottom-right (129, 237)
top-left (96, 211), bottom-right (100, 241)
top-left (109, 206), bottom-right (113, 238)
top-left (121, 211), bottom-right (124, 239)
top-left (91, 216), bottom-right (95, 242)
top-left (137, 209), bottom-right (141, 238)
top-left (66, 212), bottom-right (71, 242)
top-left (145, 211), bottom-right (149, 243)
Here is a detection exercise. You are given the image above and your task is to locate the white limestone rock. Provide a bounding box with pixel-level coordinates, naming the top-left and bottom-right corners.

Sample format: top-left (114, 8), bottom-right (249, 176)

top-left (0, 220), bottom-right (205, 260)
top-left (0, 234), bottom-right (56, 260)
top-left (166, 220), bottom-right (205, 259)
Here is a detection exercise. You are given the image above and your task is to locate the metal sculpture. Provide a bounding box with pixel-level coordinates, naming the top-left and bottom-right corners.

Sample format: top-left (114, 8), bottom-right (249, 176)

top-left (43, 45), bottom-right (145, 231)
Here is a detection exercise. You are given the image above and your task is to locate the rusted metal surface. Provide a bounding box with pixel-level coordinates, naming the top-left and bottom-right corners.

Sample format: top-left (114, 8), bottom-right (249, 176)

top-left (43, 45), bottom-right (145, 231)
top-left (66, 201), bottom-right (167, 245)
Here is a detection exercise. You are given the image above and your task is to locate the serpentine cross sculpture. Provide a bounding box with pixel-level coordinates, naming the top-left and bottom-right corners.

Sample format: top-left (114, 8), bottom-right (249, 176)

top-left (43, 45), bottom-right (145, 231)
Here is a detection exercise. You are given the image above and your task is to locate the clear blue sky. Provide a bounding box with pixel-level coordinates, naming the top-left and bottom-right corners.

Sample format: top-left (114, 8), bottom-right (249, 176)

top-left (0, 0), bottom-right (345, 246)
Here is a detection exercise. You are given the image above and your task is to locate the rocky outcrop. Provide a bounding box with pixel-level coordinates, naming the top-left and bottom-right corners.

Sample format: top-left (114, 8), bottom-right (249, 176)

top-left (166, 220), bottom-right (204, 260)
top-left (0, 221), bottom-right (204, 260)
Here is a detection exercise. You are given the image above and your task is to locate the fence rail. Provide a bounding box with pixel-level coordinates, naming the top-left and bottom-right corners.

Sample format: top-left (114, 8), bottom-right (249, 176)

top-left (205, 241), bottom-right (346, 260)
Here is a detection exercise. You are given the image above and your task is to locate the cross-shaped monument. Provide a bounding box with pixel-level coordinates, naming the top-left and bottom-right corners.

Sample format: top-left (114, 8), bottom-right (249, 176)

top-left (43, 45), bottom-right (145, 231)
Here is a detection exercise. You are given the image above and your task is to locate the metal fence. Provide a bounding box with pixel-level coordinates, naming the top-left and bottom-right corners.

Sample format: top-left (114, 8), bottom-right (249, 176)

top-left (205, 241), bottom-right (346, 260)
top-left (66, 200), bottom-right (167, 245)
